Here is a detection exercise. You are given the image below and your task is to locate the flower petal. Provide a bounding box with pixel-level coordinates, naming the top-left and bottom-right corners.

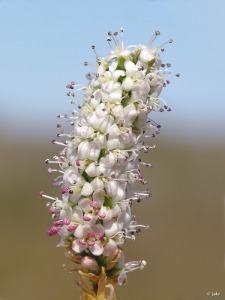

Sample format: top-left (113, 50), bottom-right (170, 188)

top-left (81, 182), bottom-right (93, 196)
top-left (124, 60), bottom-right (137, 75)
top-left (118, 270), bottom-right (127, 286)
top-left (72, 206), bottom-right (84, 223)
top-left (89, 241), bottom-right (104, 256)
top-left (72, 239), bottom-right (87, 253)
top-left (140, 48), bottom-right (155, 63)
top-left (122, 77), bottom-right (134, 92)
top-left (104, 219), bottom-right (119, 237)
top-left (103, 239), bottom-right (118, 256)
top-left (78, 198), bottom-right (91, 213)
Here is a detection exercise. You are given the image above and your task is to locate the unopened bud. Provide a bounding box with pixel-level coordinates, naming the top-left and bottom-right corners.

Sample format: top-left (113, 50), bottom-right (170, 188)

top-left (81, 256), bottom-right (100, 274)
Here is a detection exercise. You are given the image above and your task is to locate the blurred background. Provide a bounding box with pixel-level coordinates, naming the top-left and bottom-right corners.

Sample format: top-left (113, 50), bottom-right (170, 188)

top-left (0, 0), bottom-right (225, 299)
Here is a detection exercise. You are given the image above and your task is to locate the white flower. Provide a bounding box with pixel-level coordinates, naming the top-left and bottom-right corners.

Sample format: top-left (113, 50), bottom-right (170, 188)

top-left (140, 47), bottom-right (156, 63)
top-left (72, 224), bottom-right (104, 256)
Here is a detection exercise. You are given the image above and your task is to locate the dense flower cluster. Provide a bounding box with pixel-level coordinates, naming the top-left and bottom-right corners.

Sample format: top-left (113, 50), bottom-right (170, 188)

top-left (40, 29), bottom-right (178, 293)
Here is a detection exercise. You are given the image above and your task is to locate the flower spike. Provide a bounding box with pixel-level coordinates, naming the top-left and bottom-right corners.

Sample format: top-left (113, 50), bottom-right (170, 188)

top-left (41, 29), bottom-right (178, 299)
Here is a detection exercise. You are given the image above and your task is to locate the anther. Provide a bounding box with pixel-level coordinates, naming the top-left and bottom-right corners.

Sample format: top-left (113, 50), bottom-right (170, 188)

top-left (61, 186), bottom-right (68, 194)
top-left (66, 84), bottom-right (74, 89)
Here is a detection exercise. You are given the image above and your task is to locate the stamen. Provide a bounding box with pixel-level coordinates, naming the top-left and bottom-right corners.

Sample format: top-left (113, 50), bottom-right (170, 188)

top-left (87, 232), bottom-right (95, 238)
top-left (84, 61), bottom-right (96, 68)
top-left (91, 45), bottom-right (99, 58)
top-left (148, 30), bottom-right (160, 47)
top-left (52, 140), bottom-right (67, 147)
top-left (79, 239), bottom-right (86, 246)
top-left (124, 260), bottom-right (147, 272)
top-left (88, 240), bottom-right (95, 247)
top-left (159, 39), bottom-right (173, 49)
top-left (47, 226), bottom-right (59, 236)
top-left (48, 168), bottom-right (64, 174)
top-left (67, 224), bottom-right (77, 232)
top-left (107, 36), bottom-right (112, 49)
top-left (39, 191), bottom-right (58, 201)
top-left (120, 27), bottom-right (124, 49)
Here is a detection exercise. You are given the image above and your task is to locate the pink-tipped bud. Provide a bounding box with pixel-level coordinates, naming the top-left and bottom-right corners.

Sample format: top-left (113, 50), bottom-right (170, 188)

top-left (39, 191), bottom-right (44, 197)
top-left (48, 168), bottom-right (53, 174)
top-left (81, 256), bottom-right (100, 274)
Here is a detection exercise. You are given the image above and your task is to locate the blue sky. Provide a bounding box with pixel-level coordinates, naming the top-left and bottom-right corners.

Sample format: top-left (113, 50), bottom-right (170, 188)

top-left (0, 0), bottom-right (225, 143)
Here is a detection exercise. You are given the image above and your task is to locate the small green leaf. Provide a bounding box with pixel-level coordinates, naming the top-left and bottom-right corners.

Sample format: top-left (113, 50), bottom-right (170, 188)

top-left (82, 170), bottom-right (94, 182)
top-left (116, 57), bottom-right (125, 71)
top-left (121, 97), bottom-right (130, 107)
top-left (99, 148), bottom-right (106, 159)
top-left (104, 197), bottom-right (113, 208)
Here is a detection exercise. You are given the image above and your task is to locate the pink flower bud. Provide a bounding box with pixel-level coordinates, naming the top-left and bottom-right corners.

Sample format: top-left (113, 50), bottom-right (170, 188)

top-left (81, 256), bottom-right (100, 274)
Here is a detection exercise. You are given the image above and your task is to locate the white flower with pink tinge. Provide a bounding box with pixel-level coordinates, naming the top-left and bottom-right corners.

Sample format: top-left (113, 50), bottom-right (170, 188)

top-left (72, 224), bottom-right (105, 256)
